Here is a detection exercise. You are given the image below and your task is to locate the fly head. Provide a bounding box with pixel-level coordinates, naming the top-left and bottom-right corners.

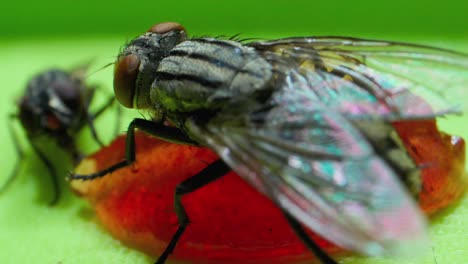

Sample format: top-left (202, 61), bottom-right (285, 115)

top-left (18, 69), bottom-right (84, 136)
top-left (114, 22), bottom-right (187, 109)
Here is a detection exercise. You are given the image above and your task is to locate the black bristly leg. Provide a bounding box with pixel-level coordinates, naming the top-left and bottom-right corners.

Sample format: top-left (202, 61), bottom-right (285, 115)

top-left (1, 115), bottom-right (26, 194)
top-left (30, 141), bottom-right (60, 206)
top-left (155, 159), bottom-right (231, 264)
top-left (69, 118), bottom-right (198, 181)
top-left (282, 211), bottom-right (338, 264)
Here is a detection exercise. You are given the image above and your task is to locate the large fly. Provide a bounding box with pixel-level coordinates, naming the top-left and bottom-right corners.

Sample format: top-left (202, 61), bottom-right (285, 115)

top-left (70, 22), bottom-right (468, 263)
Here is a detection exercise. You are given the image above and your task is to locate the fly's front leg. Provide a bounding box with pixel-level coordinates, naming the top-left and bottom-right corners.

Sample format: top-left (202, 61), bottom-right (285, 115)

top-left (29, 141), bottom-right (60, 205)
top-left (282, 211), bottom-right (337, 264)
top-left (69, 118), bottom-right (198, 181)
top-left (4, 115), bottom-right (60, 205)
top-left (155, 159), bottom-right (231, 264)
top-left (1, 115), bottom-right (25, 194)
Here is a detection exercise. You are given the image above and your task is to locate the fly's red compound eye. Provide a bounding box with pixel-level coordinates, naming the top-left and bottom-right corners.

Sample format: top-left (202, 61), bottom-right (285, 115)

top-left (114, 54), bottom-right (140, 108)
top-left (147, 22), bottom-right (185, 34)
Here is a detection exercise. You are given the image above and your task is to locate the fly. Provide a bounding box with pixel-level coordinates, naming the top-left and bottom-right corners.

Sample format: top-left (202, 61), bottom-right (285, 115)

top-left (4, 65), bottom-right (118, 205)
top-left (70, 22), bottom-right (468, 263)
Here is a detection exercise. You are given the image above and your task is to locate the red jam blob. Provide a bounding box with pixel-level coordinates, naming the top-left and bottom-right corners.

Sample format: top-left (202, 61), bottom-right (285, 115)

top-left (393, 120), bottom-right (467, 214)
top-left (72, 119), bottom-right (466, 263)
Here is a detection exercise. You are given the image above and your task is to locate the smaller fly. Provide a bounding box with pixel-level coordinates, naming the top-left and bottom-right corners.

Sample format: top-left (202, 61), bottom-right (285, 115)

top-left (4, 66), bottom-right (117, 205)
top-left (71, 22), bottom-right (468, 263)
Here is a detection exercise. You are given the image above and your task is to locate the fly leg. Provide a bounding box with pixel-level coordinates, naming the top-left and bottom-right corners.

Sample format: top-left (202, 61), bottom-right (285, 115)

top-left (83, 85), bottom-right (118, 147)
top-left (29, 141), bottom-right (60, 205)
top-left (282, 211), bottom-right (337, 264)
top-left (1, 115), bottom-right (25, 194)
top-left (4, 115), bottom-right (60, 205)
top-left (155, 159), bottom-right (231, 264)
top-left (69, 118), bottom-right (198, 180)
top-left (90, 85), bottom-right (123, 139)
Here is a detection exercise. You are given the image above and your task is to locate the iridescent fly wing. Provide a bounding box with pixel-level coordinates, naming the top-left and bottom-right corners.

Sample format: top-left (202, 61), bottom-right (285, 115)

top-left (249, 37), bottom-right (468, 119)
top-left (185, 37), bottom-right (468, 257)
top-left (186, 69), bottom-right (428, 257)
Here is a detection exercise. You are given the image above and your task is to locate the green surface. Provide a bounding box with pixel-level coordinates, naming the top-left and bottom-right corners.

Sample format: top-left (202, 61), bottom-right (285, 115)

top-left (1, 0), bottom-right (467, 39)
top-left (0, 2), bottom-right (468, 263)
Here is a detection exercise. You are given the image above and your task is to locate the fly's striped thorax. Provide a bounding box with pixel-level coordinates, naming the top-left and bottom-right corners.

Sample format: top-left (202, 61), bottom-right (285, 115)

top-left (151, 38), bottom-right (273, 112)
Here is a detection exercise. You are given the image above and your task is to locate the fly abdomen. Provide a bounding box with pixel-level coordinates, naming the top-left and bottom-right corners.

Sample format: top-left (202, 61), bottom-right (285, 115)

top-left (152, 38), bottom-right (273, 112)
top-left (353, 120), bottom-right (422, 197)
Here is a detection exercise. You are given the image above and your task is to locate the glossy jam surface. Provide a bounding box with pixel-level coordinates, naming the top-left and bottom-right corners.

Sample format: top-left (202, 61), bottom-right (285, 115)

top-left (72, 120), bottom-right (466, 263)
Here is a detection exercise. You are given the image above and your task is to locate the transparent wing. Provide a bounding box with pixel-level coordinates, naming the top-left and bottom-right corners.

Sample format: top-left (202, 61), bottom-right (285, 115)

top-left (186, 72), bottom-right (429, 256)
top-left (249, 37), bottom-right (468, 119)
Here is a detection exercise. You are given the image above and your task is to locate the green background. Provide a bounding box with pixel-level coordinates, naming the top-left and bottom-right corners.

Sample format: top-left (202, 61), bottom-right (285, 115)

top-left (0, 0), bottom-right (467, 263)
top-left (1, 0), bottom-right (467, 39)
